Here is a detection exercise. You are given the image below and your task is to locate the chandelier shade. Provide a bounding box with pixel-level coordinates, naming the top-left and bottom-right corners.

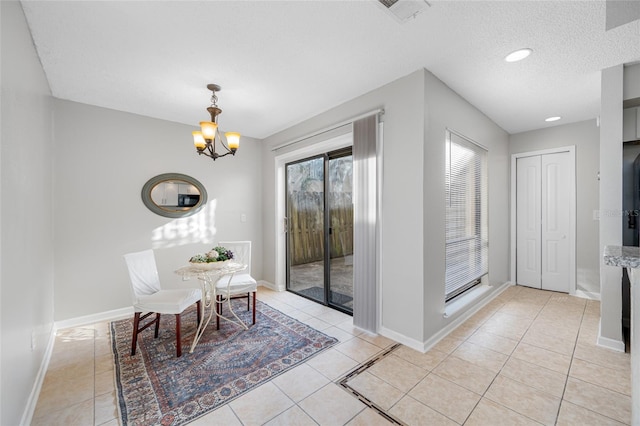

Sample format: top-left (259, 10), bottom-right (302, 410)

top-left (225, 132), bottom-right (240, 150)
top-left (200, 121), bottom-right (218, 139)
top-left (192, 84), bottom-right (239, 161)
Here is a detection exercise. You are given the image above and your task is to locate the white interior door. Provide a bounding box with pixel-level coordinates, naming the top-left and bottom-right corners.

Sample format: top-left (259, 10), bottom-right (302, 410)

top-left (516, 151), bottom-right (571, 292)
top-left (516, 155), bottom-right (541, 288)
top-left (541, 152), bottom-right (571, 292)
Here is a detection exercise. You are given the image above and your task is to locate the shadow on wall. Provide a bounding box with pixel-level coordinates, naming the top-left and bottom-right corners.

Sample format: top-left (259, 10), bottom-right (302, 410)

top-left (151, 200), bottom-right (218, 249)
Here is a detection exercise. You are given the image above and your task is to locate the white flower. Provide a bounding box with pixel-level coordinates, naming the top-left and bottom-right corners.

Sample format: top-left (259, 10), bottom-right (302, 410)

top-left (206, 250), bottom-right (219, 259)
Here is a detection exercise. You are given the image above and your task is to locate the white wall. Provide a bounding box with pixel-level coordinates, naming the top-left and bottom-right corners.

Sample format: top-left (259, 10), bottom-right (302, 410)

top-left (510, 120), bottom-right (601, 295)
top-left (421, 70), bottom-right (510, 341)
top-left (263, 70), bottom-right (426, 343)
top-left (599, 65), bottom-right (624, 350)
top-left (52, 99), bottom-right (264, 320)
top-left (1, 4), bottom-right (263, 418)
top-left (624, 62), bottom-right (640, 101)
top-left (1, 1), bottom-right (55, 424)
top-left (597, 63), bottom-right (640, 351)
top-left (262, 69), bottom-right (510, 347)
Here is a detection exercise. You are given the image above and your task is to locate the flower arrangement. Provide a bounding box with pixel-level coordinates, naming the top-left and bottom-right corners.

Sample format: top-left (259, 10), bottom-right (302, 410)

top-left (189, 246), bottom-right (234, 263)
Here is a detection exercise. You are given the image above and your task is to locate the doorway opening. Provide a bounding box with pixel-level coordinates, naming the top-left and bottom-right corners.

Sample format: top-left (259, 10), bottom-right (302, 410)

top-left (621, 141), bottom-right (640, 350)
top-left (285, 148), bottom-right (353, 314)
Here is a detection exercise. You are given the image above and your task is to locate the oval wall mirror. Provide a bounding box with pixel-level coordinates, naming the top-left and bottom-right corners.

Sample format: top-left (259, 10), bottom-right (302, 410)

top-left (141, 173), bottom-right (208, 218)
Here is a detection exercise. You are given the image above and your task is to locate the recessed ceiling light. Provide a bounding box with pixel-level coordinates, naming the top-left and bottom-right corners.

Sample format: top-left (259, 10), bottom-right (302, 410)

top-left (505, 48), bottom-right (533, 62)
top-left (545, 116), bottom-right (561, 122)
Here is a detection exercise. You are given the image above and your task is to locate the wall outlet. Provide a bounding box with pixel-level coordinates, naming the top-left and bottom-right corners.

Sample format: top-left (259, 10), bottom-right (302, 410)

top-left (240, 213), bottom-right (247, 223)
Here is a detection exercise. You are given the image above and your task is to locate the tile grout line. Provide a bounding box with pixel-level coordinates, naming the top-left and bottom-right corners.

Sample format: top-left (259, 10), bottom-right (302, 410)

top-left (334, 287), bottom-right (554, 426)
top-left (458, 287), bottom-right (519, 424)
top-left (382, 287), bottom-right (528, 424)
top-left (507, 291), bottom-right (563, 425)
top-left (61, 287), bottom-right (623, 426)
top-left (458, 286), bottom-right (528, 425)
top-left (258, 291), bottom-right (362, 425)
top-left (486, 291), bottom-right (624, 425)
top-left (336, 343), bottom-right (406, 425)
top-left (553, 299), bottom-right (587, 425)
top-left (265, 349), bottom-right (386, 425)
top-left (559, 301), bottom-right (632, 425)
top-left (485, 291), bottom-right (568, 425)
top-left (454, 287), bottom-right (568, 425)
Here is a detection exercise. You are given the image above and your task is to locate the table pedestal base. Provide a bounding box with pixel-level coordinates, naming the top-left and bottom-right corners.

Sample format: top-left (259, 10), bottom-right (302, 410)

top-left (189, 273), bottom-right (249, 354)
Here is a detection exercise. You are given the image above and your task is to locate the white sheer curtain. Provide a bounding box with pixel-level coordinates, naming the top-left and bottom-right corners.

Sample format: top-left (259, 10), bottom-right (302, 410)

top-left (353, 114), bottom-right (379, 332)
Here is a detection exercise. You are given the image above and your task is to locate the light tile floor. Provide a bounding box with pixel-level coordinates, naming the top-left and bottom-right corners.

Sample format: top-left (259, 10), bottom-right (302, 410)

top-left (32, 285), bottom-right (631, 425)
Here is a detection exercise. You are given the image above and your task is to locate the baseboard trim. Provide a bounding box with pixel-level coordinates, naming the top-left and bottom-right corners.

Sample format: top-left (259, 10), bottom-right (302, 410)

top-left (421, 281), bottom-right (512, 353)
top-left (54, 306), bottom-right (133, 330)
top-left (378, 327), bottom-right (425, 352)
top-left (597, 320), bottom-right (626, 353)
top-left (20, 324), bottom-right (56, 426)
top-left (381, 281), bottom-right (512, 353)
top-left (259, 280), bottom-right (285, 292)
top-left (54, 285), bottom-right (290, 330)
top-left (22, 307), bottom-right (133, 425)
top-left (574, 289), bottom-right (601, 301)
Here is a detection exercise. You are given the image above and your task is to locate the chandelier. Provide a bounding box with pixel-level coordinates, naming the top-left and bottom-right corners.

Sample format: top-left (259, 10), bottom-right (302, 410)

top-left (191, 84), bottom-right (240, 161)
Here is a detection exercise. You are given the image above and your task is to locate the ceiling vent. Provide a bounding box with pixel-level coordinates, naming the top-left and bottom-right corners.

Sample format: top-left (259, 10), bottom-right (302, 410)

top-left (377, 0), bottom-right (430, 23)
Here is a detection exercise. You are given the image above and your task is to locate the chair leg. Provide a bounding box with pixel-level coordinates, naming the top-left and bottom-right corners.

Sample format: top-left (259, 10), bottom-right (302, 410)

top-left (196, 300), bottom-right (202, 326)
top-left (216, 295), bottom-right (221, 330)
top-left (131, 312), bottom-right (141, 356)
top-left (252, 291), bottom-right (256, 325)
top-left (247, 293), bottom-right (250, 311)
top-left (175, 314), bottom-right (182, 357)
top-left (131, 312), bottom-right (162, 356)
top-left (154, 313), bottom-right (161, 338)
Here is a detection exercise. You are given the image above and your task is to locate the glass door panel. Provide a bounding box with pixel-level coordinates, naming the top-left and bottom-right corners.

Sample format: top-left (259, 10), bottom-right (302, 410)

top-left (286, 156), bottom-right (325, 303)
top-left (328, 153), bottom-right (353, 312)
top-left (285, 149), bottom-right (353, 314)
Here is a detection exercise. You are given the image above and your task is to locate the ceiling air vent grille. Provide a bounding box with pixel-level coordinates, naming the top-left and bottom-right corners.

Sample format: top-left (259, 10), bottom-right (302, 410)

top-left (379, 0), bottom-right (399, 7)
top-left (377, 0), bottom-right (430, 22)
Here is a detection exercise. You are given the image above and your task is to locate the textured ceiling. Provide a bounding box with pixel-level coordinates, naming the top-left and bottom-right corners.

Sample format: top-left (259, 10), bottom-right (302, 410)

top-left (20, 0), bottom-right (640, 138)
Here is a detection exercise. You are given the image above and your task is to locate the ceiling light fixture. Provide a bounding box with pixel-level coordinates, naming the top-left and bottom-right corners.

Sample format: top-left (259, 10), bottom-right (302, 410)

top-left (545, 116), bottom-right (562, 122)
top-left (504, 48), bottom-right (533, 63)
top-left (192, 84), bottom-right (240, 161)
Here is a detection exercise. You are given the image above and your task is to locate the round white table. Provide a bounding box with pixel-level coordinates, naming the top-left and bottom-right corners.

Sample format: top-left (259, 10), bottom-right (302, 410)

top-left (175, 262), bottom-right (248, 353)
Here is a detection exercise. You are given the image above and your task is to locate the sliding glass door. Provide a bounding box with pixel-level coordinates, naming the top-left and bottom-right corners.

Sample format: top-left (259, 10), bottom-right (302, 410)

top-left (327, 152), bottom-right (353, 311)
top-left (286, 148), bottom-right (353, 314)
top-left (286, 155), bottom-right (326, 304)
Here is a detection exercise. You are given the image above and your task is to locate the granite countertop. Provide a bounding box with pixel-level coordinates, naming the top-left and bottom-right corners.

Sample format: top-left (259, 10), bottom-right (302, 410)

top-left (603, 245), bottom-right (640, 268)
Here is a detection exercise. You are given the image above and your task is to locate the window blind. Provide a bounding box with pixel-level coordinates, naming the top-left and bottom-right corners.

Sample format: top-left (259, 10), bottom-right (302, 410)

top-left (445, 131), bottom-right (488, 301)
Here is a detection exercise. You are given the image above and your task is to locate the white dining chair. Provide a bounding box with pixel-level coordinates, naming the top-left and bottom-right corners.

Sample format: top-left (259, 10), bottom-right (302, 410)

top-left (124, 249), bottom-right (202, 357)
top-left (215, 241), bottom-right (258, 329)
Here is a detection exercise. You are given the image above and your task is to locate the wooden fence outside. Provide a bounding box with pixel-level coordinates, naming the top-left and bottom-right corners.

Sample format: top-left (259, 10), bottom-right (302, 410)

top-left (288, 191), bottom-right (353, 265)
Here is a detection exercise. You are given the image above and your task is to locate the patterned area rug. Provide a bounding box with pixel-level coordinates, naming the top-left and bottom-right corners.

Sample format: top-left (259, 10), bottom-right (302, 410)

top-left (111, 299), bottom-right (338, 426)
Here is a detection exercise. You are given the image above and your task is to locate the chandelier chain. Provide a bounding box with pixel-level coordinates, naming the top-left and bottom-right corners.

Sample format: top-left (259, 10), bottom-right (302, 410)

top-left (210, 91), bottom-right (218, 107)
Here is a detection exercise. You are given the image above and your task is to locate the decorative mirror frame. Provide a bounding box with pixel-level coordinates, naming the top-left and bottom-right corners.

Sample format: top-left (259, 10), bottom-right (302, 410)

top-left (141, 173), bottom-right (208, 218)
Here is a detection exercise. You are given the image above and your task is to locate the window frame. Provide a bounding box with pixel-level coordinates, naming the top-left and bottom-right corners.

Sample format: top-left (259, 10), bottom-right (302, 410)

top-left (444, 129), bottom-right (489, 302)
